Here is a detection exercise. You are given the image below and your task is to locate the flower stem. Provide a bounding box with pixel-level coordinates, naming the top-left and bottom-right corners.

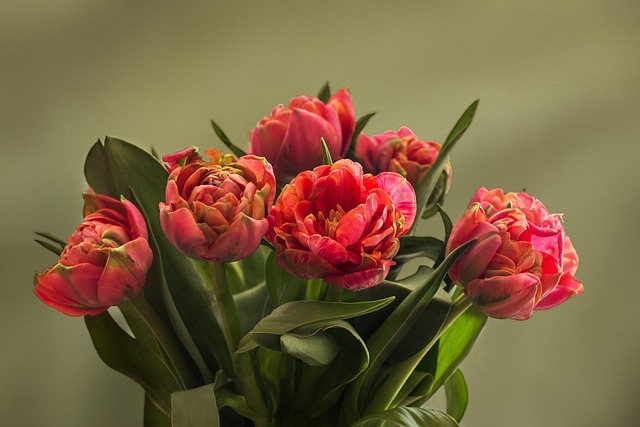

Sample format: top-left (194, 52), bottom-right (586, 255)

top-left (324, 284), bottom-right (343, 302)
top-left (209, 261), bottom-right (269, 426)
top-left (363, 296), bottom-right (474, 414)
top-left (209, 261), bottom-right (243, 351)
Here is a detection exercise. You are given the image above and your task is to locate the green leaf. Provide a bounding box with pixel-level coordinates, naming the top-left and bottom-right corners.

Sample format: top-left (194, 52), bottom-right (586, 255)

top-left (226, 246), bottom-right (269, 293)
top-left (347, 112), bottom-right (376, 159)
top-left (421, 171), bottom-right (449, 219)
top-left (85, 311), bottom-right (181, 415)
top-left (352, 407), bottom-right (459, 427)
top-left (320, 137), bottom-right (333, 165)
top-left (414, 100), bottom-right (479, 217)
top-left (237, 297), bottom-right (394, 353)
top-left (264, 250), bottom-right (307, 309)
top-left (171, 383), bottom-right (219, 427)
top-left (34, 239), bottom-right (63, 256)
top-left (144, 394), bottom-right (170, 427)
top-left (34, 231), bottom-right (67, 248)
top-left (444, 369), bottom-right (468, 423)
top-left (342, 241), bottom-right (474, 424)
top-left (317, 81), bottom-right (331, 103)
top-left (394, 236), bottom-right (445, 266)
top-left (281, 330), bottom-right (339, 366)
top-left (233, 282), bottom-right (269, 335)
top-left (84, 137), bottom-right (232, 380)
top-left (210, 120), bottom-right (247, 158)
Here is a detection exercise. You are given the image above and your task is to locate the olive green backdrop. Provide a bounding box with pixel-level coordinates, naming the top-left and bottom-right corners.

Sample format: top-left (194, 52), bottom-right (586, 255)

top-left (2, 1), bottom-right (638, 426)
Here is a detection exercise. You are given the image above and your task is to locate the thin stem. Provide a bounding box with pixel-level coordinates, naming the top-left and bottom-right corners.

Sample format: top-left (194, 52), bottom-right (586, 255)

top-left (363, 296), bottom-right (474, 415)
top-left (306, 278), bottom-right (326, 300)
top-left (209, 261), bottom-right (243, 351)
top-left (325, 284), bottom-right (343, 302)
top-left (209, 262), bottom-right (270, 426)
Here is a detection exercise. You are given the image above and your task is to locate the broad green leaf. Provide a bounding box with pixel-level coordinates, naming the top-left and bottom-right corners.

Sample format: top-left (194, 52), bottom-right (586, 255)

top-left (84, 137), bottom-right (232, 379)
top-left (171, 383), bottom-right (219, 427)
top-left (414, 100), bottom-right (479, 218)
top-left (264, 250), bottom-right (312, 309)
top-left (444, 369), bottom-right (468, 423)
top-left (281, 331), bottom-right (339, 366)
top-left (342, 241), bottom-right (474, 424)
top-left (255, 347), bottom-right (296, 415)
top-left (414, 305), bottom-right (486, 405)
top-left (233, 282), bottom-right (269, 335)
top-left (394, 236), bottom-right (445, 266)
top-left (85, 311), bottom-right (181, 415)
top-left (317, 81), bottom-right (331, 103)
top-left (210, 120), bottom-right (247, 158)
top-left (421, 171), bottom-right (449, 219)
top-left (237, 298), bottom-right (394, 353)
top-left (352, 407), bottom-right (459, 427)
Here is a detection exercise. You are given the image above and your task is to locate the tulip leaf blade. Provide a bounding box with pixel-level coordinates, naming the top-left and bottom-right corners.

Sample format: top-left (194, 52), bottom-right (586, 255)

top-left (264, 250), bottom-right (307, 309)
top-left (210, 120), bottom-right (247, 158)
top-left (341, 240), bottom-right (474, 424)
top-left (320, 137), bottom-right (333, 165)
top-left (84, 139), bottom-right (119, 197)
top-left (347, 111), bottom-right (377, 160)
top-left (317, 81), bottom-right (331, 103)
top-left (85, 311), bottom-right (182, 416)
top-left (170, 383), bottom-right (219, 427)
top-left (352, 407), bottom-right (459, 427)
top-left (237, 297), bottom-right (394, 354)
top-left (394, 236), bottom-right (445, 265)
top-left (34, 239), bottom-right (63, 256)
top-left (280, 330), bottom-right (340, 366)
top-left (444, 369), bottom-right (468, 423)
top-left (415, 100), bottom-right (479, 219)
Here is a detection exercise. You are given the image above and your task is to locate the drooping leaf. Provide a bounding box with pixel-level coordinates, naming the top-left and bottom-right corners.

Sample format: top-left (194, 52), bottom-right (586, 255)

top-left (352, 407), bottom-right (459, 427)
top-left (85, 311), bottom-right (181, 415)
top-left (444, 369), bottom-right (468, 423)
top-left (210, 120), bottom-right (247, 158)
top-left (414, 100), bottom-right (479, 217)
top-left (281, 330), bottom-right (339, 366)
top-left (237, 297), bottom-right (394, 354)
top-left (171, 383), bottom-right (219, 427)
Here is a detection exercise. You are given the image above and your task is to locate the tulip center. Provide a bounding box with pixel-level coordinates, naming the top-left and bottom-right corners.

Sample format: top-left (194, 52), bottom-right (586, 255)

top-left (317, 204), bottom-right (346, 240)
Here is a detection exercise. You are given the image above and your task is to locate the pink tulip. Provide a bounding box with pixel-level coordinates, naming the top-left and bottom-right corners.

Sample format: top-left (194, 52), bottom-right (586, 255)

top-left (34, 193), bottom-right (153, 316)
top-left (159, 147), bottom-right (276, 263)
top-left (469, 187), bottom-right (584, 310)
top-left (267, 159), bottom-right (416, 291)
top-left (446, 202), bottom-right (568, 320)
top-left (355, 126), bottom-right (452, 189)
top-left (248, 88), bottom-right (355, 184)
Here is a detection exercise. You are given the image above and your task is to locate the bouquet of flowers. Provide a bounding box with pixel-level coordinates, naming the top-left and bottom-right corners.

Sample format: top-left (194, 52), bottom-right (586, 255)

top-left (32, 83), bottom-right (583, 427)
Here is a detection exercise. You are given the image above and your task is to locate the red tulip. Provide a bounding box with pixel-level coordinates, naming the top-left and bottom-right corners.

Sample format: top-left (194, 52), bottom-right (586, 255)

top-left (268, 159), bottom-right (416, 291)
top-left (159, 148), bottom-right (276, 262)
top-left (248, 88), bottom-right (355, 184)
top-left (355, 126), bottom-right (452, 190)
top-left (34, 193), bottom-right (153, 316)
top-left (469, 187), bottom-right (584, 310)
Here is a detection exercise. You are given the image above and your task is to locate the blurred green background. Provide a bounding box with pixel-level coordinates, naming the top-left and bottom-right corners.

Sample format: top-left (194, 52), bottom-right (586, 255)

top-left (1, 1), bottom-right (639, 426)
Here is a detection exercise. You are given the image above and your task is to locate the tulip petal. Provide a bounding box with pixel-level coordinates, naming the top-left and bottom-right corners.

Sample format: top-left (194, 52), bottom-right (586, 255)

top-left (277, 248), bottom-right (338, 279)
top-left (159, 205), bottom-right (208, 259)
top-left (374, 172), bottom-right (416, 233)
top-left (324, 261), bottom-right (391, 291)
top-left (465, 274), bottom-right (541, 320)
top-left (535, 273), bottom-right (584, 310)
top-left (204, 215), bottom-right (268, 262)
top-left (97, 240), bottom-right (151, 306)
top-left (307, 234), bottom-right (349, 265)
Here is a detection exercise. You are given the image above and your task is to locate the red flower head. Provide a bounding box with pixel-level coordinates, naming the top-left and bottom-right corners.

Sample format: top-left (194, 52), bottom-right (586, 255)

top-left (268, 159), bottom-right (416, 291)
top-left (34, 193), bottom-right (153, 316)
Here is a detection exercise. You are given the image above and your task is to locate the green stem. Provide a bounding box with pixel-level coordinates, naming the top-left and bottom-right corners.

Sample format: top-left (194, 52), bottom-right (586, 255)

top-left (363, 296), bottom-right (473, 415)
top-left (324, 284), bottom-right (343, 302)
top-left (210, 262), bottom-right (269, 426)
top-left (209, 261), bottom-right (243, 351)
top-left (306, 278), bottom-right (326, 300)
top-left (122, 294), bottom-right (197, 389)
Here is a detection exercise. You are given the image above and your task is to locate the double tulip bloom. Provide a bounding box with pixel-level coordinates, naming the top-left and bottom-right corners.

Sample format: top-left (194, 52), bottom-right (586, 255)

top-left (248, 88), bottom-right (355, 183)
top-left (356, 126), bottom-right (452, 190)
top-left (446, 187), bottom-right (583, 320)
top-left (33, 193), bottom-right (153, 316)
top-left (268, 159), bottom-right (416, 291)
top-left (159, 147), bottom-right (276, 263)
